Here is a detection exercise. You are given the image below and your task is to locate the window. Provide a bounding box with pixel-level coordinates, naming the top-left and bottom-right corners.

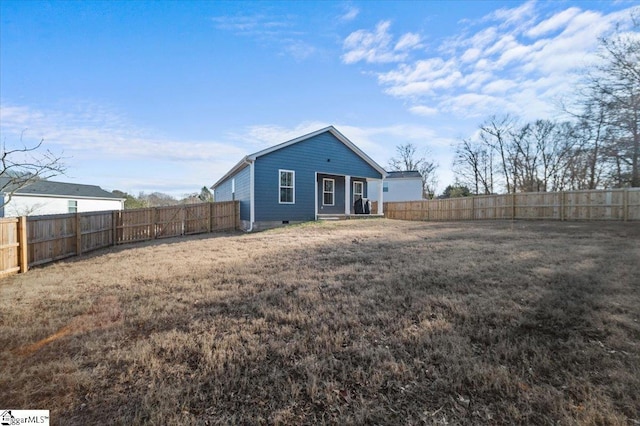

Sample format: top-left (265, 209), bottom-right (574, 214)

top-left (279, 170), bottom-right (295, 204)
top-left (323, 178), bottom-right (335, 206)
top-left (353, 181), bottom-right (363, 204)
top-left (383, 181), bottom-right (389, 192)
top-left (68, 200), bottom-right (78, 213)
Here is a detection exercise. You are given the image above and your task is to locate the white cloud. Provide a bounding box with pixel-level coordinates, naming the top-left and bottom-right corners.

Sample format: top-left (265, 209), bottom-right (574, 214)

top-left (482, 79), bottom-right (518, 95)
top-left (283, 39), bottom-right (317, 60)
top-left (395, 33), bottom-right (423, 51)
top-left (0, 102), bottom-right (257, 196)
top-left (342, 21), bottom-right (423, 64)
top-left (409, 105), bottom-right (438, 116)
top-left (0, 103), bottom-right (245, 163)
top-left (211, 14), bottom-right (291, 34)
top-left (343, 3), bottom-right (638, 121)
top-left (526, 7), bottom-right (582, 37)
top-left (460, 47), bottom-right (482, 63)
top-left (342, 21), bottom-right (403, 64)
top-left (485, 1), bottom-right (537, 29)
top-left (340, 5), bottom-right (360, 22)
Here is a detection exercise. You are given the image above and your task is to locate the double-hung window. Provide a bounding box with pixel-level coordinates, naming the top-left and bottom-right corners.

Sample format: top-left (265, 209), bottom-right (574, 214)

top-left (323, 178), bottom-right (335, 206)
top-left (68, 200), bottom-right (78, 213)
top-left (279, 170), bottom-right (295, 204)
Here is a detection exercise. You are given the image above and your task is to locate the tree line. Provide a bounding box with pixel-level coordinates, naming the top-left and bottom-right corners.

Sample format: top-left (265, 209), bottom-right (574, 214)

top-left (453, 16), bottom-right (639, 195)
top-left (112, 186), bottom-right (213, 209)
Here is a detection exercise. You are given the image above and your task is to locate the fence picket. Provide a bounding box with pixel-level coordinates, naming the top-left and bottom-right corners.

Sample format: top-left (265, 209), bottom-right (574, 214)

top-left (384, 189), bottom-right (640, 223)
top-left (0, 201), bottom-right (239, 276)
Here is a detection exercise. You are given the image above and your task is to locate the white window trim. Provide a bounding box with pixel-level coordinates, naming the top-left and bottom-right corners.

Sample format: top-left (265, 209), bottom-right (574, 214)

top-left (279, 169), bottom-right (295, 204)
top-left (353, 181), bottom-right (363, 203)
top-left (323, 178), bottom-right (335, 206)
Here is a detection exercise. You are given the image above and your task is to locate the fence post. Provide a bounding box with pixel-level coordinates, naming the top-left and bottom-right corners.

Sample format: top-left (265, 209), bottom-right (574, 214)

top-left (472, 196), bottom-right (476, 220)
top-left (560, 191), bottom-right (565, 221)
top-left (18, 216), bottom-right (28, 273)
top-left (76, 213), bottom-right (82, 256)
top-left (512, 192), bottom-right (516, 220)
top-left (151, 208), bottom-right (157, 239)
top-left (623, 188), bottom-right (629, 222)
top-left (235, 201), bottom-right (240, 230)
top-left (207, 202), bottom-right (212, 233)
top-left (112, 210), bottom-right (118, 245)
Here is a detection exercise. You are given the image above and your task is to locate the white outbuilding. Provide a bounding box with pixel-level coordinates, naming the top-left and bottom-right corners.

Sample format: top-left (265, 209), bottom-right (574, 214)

top-left (368, 170), bottom-right (423, 202)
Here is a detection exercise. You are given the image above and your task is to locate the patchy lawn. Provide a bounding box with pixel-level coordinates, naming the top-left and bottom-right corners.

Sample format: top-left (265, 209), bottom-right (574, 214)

top-left (1, 219), bottom-right (639, 424)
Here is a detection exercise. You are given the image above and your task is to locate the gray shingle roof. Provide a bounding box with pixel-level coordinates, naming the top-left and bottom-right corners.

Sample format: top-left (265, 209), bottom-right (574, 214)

top-left (385, 170), bottom-right (422, 179)
top-left (0, 177), bottom-right (123, 199)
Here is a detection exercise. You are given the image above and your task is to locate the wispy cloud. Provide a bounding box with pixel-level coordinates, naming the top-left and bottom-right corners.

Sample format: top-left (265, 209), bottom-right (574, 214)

top-left (342, 2), bottom-right (638, 120)
top-left (342, 21), bottom-right (423, 64)
top-left (0, 102), bottom-right (256, 195)
top-left (211, 14), bottom-right (293, 36)
top-left (339, 5), bottom-right (360, 22)
top-left (0, 103), bottom-right (245, 163)
top-left (212, 12), bottom-right (318, 61)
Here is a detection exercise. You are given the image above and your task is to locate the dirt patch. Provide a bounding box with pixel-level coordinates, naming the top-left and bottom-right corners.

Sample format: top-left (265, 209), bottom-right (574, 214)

top-left (14, 296), bottom-right (123, 357)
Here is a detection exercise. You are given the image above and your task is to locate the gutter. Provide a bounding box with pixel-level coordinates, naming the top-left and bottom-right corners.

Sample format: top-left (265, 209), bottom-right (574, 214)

top-left (246, 158), bottom-right (255, 232)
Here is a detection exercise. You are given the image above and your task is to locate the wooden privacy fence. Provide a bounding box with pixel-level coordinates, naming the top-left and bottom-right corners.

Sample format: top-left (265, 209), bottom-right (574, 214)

top-left (0, 201), bottom-right (239, 275)
top-left (384, 188), bottom-right (640, 222)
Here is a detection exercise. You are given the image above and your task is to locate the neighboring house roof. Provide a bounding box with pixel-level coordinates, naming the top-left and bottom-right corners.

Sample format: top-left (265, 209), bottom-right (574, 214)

top-left (0, 177), bottom-right (123, 199)
top-left (212, 126), bottom-right (387, 189)
top-left (386, 171), bottom-right (423, 179)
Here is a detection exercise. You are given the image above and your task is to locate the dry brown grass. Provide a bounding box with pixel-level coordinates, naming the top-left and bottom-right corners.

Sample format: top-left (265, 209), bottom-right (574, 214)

top-left (1, 219), bottom-right (639, 425)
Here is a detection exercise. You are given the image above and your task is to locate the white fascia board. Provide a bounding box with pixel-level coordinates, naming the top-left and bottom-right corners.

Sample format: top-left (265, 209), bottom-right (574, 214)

top-left (211, 156), bottom-right (249, 189)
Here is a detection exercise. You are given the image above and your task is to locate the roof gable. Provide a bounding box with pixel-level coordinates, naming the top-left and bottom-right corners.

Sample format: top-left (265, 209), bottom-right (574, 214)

top-left (212, 126), bottom-right (386, 188)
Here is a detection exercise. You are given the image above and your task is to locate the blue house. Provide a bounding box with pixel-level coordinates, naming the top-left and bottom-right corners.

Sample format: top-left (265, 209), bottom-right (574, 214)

top-left (212, 126), bottom-right (386, 231)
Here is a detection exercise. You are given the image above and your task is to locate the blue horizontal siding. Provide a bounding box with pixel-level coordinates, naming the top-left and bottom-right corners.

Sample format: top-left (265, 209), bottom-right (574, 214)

top-left (214, 165), bottom-right (251, 221)
top-left (318, 174), bottom-right (345, 214)
top-left (235, 167), bottom-right (251, 221)
top-left (254, 132), bottom-right (382, 222)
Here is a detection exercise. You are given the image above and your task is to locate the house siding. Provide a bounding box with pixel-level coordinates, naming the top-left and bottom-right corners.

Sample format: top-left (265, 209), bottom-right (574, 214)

top-left (369, 178), bottom-right (423, 202)
top-left (214, 165), bottom-right (251, 221)
top-left (2, 195), bottom-right (123, 217)
top-left (254, 132), bottom-right (382, 222)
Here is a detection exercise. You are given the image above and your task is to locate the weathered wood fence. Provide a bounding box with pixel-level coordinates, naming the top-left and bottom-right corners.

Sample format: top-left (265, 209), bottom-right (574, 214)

top-left (0, 201), bottom-right (239, 276)
top-left (384, 188), bottom-right (640, 222)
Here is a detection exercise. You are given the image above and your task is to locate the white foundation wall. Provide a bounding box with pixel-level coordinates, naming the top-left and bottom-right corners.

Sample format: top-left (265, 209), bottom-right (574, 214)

top-left (3, 195), bottom-right (123, 217)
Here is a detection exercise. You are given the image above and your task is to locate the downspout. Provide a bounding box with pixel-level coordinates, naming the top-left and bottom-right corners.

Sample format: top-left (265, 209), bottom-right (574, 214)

top-left (246, 159), bottom-right (255, 232)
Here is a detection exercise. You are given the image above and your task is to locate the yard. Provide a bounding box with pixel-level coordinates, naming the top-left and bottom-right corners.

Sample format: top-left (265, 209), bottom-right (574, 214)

top-left (1, 219), bottom-right (638, 424)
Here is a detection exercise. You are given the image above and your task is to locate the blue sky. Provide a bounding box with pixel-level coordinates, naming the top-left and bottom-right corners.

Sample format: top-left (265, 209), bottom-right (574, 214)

top-left (1, 0), bottom-right (637, 197)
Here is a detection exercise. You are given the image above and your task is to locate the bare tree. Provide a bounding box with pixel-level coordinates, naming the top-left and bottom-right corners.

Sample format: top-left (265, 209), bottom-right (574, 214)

top-left (1, 132), bottom-right (66, 208)
top-left (453, 138), bottom-right (494, 195)
top-left (388, 143), bottom-right (439, 198)
top-left (582, 14), bottom-right (640, 187)
top-left (479, 115), bottom-right (517, 193)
